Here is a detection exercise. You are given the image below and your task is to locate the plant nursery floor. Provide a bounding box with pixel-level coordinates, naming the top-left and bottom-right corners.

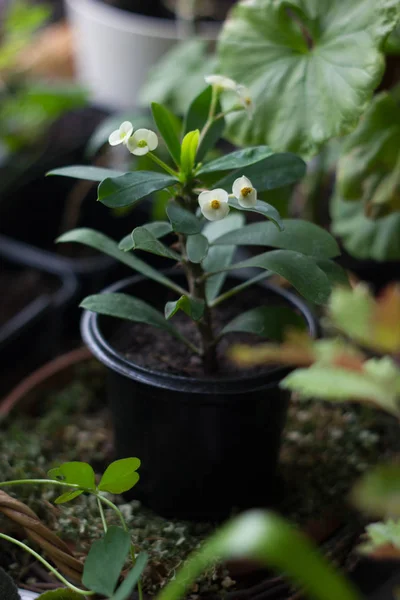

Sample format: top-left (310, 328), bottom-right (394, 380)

top-left (0, 358), bottom-right (398, 598)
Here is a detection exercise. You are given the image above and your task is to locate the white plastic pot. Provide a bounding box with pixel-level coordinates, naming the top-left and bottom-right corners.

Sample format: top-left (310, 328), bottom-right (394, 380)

top-left (64, 0), bottom-right (219, 110)
top-left (18, 591), bottom-right (39, 599)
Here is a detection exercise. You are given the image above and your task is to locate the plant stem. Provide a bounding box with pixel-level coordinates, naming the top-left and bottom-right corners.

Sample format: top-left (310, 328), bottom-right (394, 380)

top-left (97, 496), bottom-right (108, 533)
top-left (148, 152), bottom-right (180, 178)
top-left (209, 272), bottom-right (274, 308)
top-left (0, 533), bottom-right (94, 596)
top-left (198, 85), bottom-right (219, 148)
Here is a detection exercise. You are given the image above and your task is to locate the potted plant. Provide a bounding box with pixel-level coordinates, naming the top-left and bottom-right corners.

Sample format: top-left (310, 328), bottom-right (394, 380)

top-left (47, 77), bottom-right (345, 521)
top-left (64, 0), bottom-right (231, 110)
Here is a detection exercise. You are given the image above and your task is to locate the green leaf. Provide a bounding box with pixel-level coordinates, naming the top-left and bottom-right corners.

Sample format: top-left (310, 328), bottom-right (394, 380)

top-left (213, 219), bottom-right (339, 258)
top-left (198, 146), bottom-right (273, 175)
top-left (186, 234), bottom-right (209, 263)
top-left (47, 462), bottom-right (95, 490)
top-left (316, 259), bottom-right (350, 288)
top-left (98, 458), bottom-right (141, 494)
top-left (385, 23), bottom-right (400, 54)
top-left (360, 520), bottom-right (400, 557)
top-left (215, 153), bottom-right (306, 193)
top-left (126, 227), bottom-right (180, 260)
top-left (57, 229), bottom-right (183, 294)
top-left (219, 250), bottom-right (332, 305)
top-left (112, 552), bottom-right (148, 600)
top-left (151, 102), bottom-right (182, 166)
top-left (228, 197), bottom-right (283, 231)
top-left (337, 90), bottom-right (400, 215)
top-left (222, 306), bottom-right (306, 340)
top-left (180, 130), bottom-right (199, 176)
top-left (80, 293), bottom-right (185, 342)
top-left (47, 165), bottom-right (125, 181)
top-left (165, 295), bottom-right (205, 321)
top-left (98, 172), bottom-right (178, 209)
top-left (184, 86), bottom-right (225, 162)
top-left (38, 590), bottom-right (83, 599)
top-left (330, 192), bottom-right (400, 261)
top-left (139, 39), bottom-right (216, 116)
top-left (82, 526), bottom-right (131, 596)
top-left (217, 0), bottom-right (399, 157)
top-left (202, 213), bottom-right (245, 302)
top-left (157, 511), bottom-right (361, 600)
top-left (119, 221), bottom-right (172, 251)
top-left (54, 490), bottom-right (84, 505)
top-left (166, 202), bottom-right (202, 234)
top-left (351, 465), bottom-right (400, 518)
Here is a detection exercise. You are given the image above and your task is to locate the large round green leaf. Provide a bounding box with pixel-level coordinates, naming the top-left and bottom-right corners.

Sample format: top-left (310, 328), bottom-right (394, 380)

top-left (217, 0), bottom-right (399, 157)
top-left (337, 89), bottom-right (400, 215)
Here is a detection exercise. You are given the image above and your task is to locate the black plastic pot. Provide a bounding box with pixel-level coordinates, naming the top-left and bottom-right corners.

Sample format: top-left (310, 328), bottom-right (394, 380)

top-left (81, 271), bottom-right (318, 521)
top-left (0, 235), bottom-right (78, 394)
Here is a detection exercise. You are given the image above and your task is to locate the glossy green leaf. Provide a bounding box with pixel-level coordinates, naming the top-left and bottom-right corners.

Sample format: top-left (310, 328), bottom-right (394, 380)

top-left (98, 458), bottom-right (141, 494)
top-left (57, 229), bottom-right (183, 294)
top-left (119, 221), bottom-right (172, 251)
top-left (217, 0), bottom-right (399, 157)
top-left (213, 219), bottom-right (339, 258)
top-left (127, 227), bottom-right (180, 260)
top-left (112, 552), bottom-right (149, 600)
top-left (217, 250), bottom-right (332, 305)
top-left (165, 295), bottom-right (205, 321)
top-left (186, 233), bottom-right (209, 263)
top-left (184, 85), bottom-right (225, 162)
top-left (352, 465), bottom-right (400, 518)
top-left (80, 293), bottom-right (185, 342)
top-left (48, 462), bottom-right (95, 490)
top-left (215, 153), bottom-right (306, 193)
top-left (82, 526), bottom-right (131, 596)
top-left (47, 165), bottom-right (125, 181)
top-left (37, 589), bottom-right (83, 599)
top-left (337, 90), bottom-right (400, 215)
top-left (166, 202), bottom-right (202, 234)
top-left (198, 146), bottom-right (273, 175)
top-left (157, 510), bottom-right (361, 600)
top-left (202, 213), bottom-right (245, 302)
top-left (228, 197), bottom-right (283, 231)
top-left (222, 306), bottom-right (306, 339)
top-left (180, 129), bottom-right (199, 176)
top-left (151, 102), bottom-right (182, 166)
top-left (98, 171), bottom-right (177, 208)
top-left (316, 259), bottom-right (349, 288)
top-left (54, 490), bottom-right (84, 505)
top-left (330, 192), bottom-right (400, 261)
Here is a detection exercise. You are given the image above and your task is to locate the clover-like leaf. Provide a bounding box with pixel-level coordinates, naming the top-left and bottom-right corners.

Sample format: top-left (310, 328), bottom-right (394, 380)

top-left (82, 526), bottom-right (131, 596)
top-left (98, 458), bottom-right (141, 494)
top-left (37, 589), bottom-right (83, 599)
top-left (112, 552), bottom-right (149, 600)
top-left (165, 295), bottom-right (205, 321)
top-left (217, 0), bottom-right (399, 157)
top-left (48, 462), bottom-right (95, 490)
top-left (54, 490), bottom-right (84, 505)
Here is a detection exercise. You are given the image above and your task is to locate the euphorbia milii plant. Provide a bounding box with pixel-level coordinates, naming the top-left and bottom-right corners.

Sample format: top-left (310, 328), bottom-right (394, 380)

top-left (49, 75), bottom-right (345, 374)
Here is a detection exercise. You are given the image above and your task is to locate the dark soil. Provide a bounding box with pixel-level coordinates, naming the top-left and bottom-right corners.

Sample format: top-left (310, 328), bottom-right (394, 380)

top-left (111, 285), bottom-right (302, 377)
top-left (0, 268), bottom-right (56, 327)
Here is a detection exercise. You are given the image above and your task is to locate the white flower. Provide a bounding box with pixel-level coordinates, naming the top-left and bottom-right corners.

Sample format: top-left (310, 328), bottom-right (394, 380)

top-left (236, 85), bottom-right (254, 119)
top-left (127, 128), bottom-right (158, 156)
top-left (205, 74), bottom-right (238, 91)
top-left (198, 188), bottom-right (230, 221)
top-left (232, 176), bottom-right (257, 208)
top-left (108, 121), bottom-right (134, 146)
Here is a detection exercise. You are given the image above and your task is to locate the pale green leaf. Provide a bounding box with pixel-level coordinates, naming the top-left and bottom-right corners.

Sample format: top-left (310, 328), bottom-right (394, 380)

top-left (98, 172), bottom-right (178, 208)
top-left (165, 295), bottom-right (205, 321)
top-left (98, 458), bottom-right (141, 494)
top-left (166, 202), bottom-right (202, 234)
top-left (54, 490), bottom-right (84, 505)
top-left (186, 234), bottom-right (209, 263)
top-left (118, 221), bottom-right (172, 251)
top-left (217, 0), bottom-right (399, 157)
top-left (47, 165), bottom-right (125, 181)
top-left (112, 552), bottom-right (149, 600)
top-left (228, 197), bottom-right (283, 230)
top-left (126, 227), bottom-right (180, 260)
top-left (180, 130), bottom-right (200, 176)
top-left (198, 146), bottom-right (273, 175)
top-left (213, 219), bottom-right (339, 258)
top-left (222, 306), bottom-right (306, 339)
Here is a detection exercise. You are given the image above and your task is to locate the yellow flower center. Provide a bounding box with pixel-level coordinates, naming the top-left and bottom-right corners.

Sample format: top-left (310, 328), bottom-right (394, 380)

top-left (138, 140), bottom-right (148, 148)
top-left (241, 186), bottom-right (253, 197)
top-left (211, 199), bottom-right (221, 209)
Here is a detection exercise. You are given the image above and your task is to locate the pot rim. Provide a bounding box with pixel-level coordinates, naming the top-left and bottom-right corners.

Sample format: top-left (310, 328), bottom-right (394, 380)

top-left (81, 272), bottom-right (319, 395)
top-left (65, 0), bottom-right (220, 40)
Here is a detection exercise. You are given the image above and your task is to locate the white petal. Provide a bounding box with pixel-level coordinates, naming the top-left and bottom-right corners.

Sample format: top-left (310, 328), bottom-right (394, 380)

top-left (108, 129), bottom-right (123, 146)
top-left (205, 74), bottom-right (237, 91)
top-left (119, 121), bottom-right (133, 136)
top-left (238, 188), bottom-right (257, 208)
top-left (134, 128), bottom-right (151, 141)
top-left (210, 188), bottom-right (229, 203)
top-left (146, 130), bottom-right (159, 151)
top-left (232, 176), bottom-right (251, 199)
top-left (198, 190), bottom-right (212, 209)
top-left (201, 201), bottom-right (230, 221)
top-left (130, 145), bottom-right (149, 156)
